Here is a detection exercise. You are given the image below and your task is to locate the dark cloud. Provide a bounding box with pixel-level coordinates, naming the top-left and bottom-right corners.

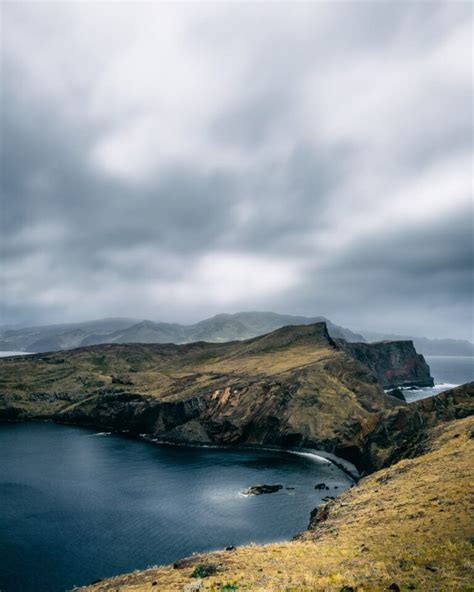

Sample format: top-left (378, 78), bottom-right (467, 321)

top-left (1, 2), bottom-right (472, 339)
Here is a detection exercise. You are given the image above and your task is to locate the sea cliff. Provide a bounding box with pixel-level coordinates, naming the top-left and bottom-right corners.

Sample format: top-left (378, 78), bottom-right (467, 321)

top-left (336, 339), bottom-right (434, 389)
top-left (0, 327), bottom-right (471, 590)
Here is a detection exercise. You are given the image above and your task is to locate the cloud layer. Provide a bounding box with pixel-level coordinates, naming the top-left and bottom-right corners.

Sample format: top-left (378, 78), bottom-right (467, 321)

top-left (1, 2), bottom-right (472, 339)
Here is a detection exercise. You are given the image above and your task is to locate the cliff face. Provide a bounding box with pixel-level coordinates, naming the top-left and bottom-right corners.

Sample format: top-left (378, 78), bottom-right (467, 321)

top-left (336, 339), bottom-right (434, 389)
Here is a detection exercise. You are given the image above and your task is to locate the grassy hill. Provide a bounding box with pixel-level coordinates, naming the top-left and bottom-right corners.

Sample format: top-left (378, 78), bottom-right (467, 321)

top-left (0, 323), bottom-right (400, 466)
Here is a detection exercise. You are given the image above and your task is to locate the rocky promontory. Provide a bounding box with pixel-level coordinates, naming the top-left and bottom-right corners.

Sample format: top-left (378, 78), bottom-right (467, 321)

top-left (0, 322), bottom-right (436, 472)
top-left (0, 324), bottom-right (471, 591)
top-left (336, 339), bottom-right (434, 389)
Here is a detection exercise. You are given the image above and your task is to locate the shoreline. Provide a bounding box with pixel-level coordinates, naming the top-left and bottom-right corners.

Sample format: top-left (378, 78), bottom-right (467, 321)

top-left (0, 416), bottom-right (360, 482)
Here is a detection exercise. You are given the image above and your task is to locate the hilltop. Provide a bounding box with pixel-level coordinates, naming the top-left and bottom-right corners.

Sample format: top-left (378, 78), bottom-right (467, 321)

top-left (2, 312), bottom-right (471, 357)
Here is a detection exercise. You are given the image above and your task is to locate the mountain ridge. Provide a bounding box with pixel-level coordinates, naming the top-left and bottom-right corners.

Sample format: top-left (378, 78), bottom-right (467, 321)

top-left (1, 311), bottom-right (472, 356)
top-left (0, 312), bottom-right (365, 352)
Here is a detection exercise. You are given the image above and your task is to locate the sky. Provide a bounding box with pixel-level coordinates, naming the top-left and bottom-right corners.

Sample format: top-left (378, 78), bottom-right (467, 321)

top-left (1, 1), bottom-right (473, 340)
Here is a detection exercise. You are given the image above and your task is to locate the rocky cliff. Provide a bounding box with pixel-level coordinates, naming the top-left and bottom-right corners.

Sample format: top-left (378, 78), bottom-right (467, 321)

top-left (361, 381), bottom-right (473, 471)
top-left (336, 339), bottom-right (434, 388)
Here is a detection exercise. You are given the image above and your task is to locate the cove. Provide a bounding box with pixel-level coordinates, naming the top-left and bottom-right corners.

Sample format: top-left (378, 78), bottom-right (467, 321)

top-left (0, 422), bottom-right (353, 592)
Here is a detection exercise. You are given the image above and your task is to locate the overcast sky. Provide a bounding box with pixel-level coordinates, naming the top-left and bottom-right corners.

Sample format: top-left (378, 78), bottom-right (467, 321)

top-left (1, 1), bottom-right (473, 339)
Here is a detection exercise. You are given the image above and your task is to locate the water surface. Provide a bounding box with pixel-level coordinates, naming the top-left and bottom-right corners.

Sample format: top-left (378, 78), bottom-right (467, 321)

top-left (0, 422), bottom-right (351, 592)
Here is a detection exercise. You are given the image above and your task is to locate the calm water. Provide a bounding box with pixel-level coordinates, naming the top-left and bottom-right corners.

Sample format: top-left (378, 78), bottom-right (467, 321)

top-left (0, 422), bottom-right (352, 592)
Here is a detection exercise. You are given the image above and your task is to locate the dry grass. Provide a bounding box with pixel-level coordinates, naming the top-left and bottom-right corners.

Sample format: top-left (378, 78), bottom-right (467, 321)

top-left (81, 416), bottom-right (474, 592)
top-left (0, 326), bottom-right (392, 449)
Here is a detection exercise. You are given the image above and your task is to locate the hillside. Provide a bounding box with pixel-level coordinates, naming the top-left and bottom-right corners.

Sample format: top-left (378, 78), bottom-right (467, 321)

top-left (1, 326), bottom-right (471, 591)
top-left (0, 323), bottom-right (406, 465)
top-left (0, 323), bottom-right (437, 472)
top-left (80, 385), bottom-right (474, 592)
top-left (0, 313), bottom-right (365, 353)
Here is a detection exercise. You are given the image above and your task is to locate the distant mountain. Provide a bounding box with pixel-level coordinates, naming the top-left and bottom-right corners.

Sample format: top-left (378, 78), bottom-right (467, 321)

top-left (2, 311), bottom-right (471, 356)
top-left (0, 318), bottom-right (138, 352)
top-left (362, 330), bottom-right (474, 357)
top-left (0, 312), bottom-right (365, 353)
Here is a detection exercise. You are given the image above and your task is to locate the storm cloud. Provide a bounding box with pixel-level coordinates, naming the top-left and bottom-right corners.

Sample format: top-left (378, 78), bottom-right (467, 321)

top-left (1, 2), bottom-right (472, 339)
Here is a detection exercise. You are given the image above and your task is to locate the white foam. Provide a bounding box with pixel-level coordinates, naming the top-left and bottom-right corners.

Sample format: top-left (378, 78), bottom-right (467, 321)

top-left (290, 451), bottom-right (331, 464)
top-left (403, 383), bottom-right (460, 403)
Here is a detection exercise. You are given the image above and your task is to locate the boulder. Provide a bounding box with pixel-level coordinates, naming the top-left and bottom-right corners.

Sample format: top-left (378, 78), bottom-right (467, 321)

top-left (242, 484), bottom-right (283, 495)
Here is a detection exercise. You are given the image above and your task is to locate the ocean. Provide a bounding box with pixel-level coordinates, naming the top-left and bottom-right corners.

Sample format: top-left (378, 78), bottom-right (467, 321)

top-left (0, 422), bottom-right (352, 592)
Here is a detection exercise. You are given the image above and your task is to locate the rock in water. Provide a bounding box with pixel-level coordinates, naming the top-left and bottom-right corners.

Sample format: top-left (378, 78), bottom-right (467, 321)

top-left (386, 388), bottom-right (406, 401)
top-left (242, 484), bottom-right (283, 495)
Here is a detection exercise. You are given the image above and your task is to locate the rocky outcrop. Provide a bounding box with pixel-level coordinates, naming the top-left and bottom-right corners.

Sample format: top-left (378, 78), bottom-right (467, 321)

top-left (336, 339), bottom-right (434, 389)
top-left (242, 484), bottom-right (283, 495)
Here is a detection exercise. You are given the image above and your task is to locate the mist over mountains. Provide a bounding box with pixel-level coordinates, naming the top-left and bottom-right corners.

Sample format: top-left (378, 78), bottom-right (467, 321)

top-left (1, 312), bottom-right (472, 356)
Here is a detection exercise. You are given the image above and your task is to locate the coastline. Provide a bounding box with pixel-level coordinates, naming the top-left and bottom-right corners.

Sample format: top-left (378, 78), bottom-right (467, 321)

top-left (2, 384), bottom-right (473, 591)
top-left (79, 413), bottom-right (474, 592)
top-left (0, 415), bottom-right (360, 482)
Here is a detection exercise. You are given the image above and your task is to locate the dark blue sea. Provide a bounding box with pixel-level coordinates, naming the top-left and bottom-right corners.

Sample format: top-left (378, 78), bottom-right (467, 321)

top-left (0, 422), bottom-right (352, 592)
